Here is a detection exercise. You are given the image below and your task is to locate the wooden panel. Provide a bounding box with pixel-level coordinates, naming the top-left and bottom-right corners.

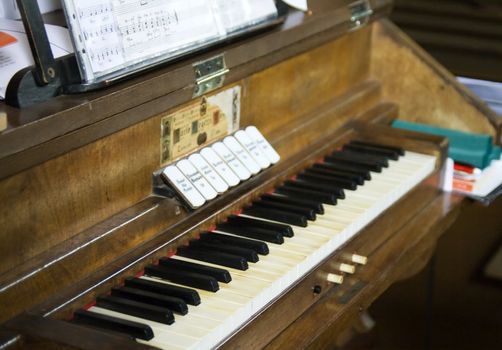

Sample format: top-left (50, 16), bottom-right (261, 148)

top-left (370, 20), bottom-right (502, 142)
top-left (0, 116), bottom-right (158, 276)
top-left (0, 27), bottom-right (372, 280)
top-left (242, 26), bottom-right (372, 136)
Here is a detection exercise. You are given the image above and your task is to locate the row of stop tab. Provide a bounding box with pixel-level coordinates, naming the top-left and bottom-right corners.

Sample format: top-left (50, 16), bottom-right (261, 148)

top-left (161, 126), bottom-right (281, 209)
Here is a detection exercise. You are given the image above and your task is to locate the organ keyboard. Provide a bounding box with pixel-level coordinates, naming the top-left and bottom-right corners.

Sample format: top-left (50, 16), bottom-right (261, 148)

top-left (0, 0), bottom-right (501, 349)
top-left (78, 142), bottom-right (437, 349)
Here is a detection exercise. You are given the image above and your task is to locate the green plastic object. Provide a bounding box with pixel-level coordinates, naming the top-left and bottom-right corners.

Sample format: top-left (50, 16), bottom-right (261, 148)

top-left (392, 120), bottom-right (500, 169)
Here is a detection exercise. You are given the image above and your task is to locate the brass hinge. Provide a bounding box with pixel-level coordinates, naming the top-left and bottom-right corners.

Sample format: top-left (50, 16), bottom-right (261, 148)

top-left (193, 54), bottom-right (229, 98)
top-left (348, 0), bottom-right (374, 31)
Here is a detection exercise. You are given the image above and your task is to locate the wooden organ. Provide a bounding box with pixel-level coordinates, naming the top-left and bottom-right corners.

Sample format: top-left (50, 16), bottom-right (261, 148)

top-left (0, 0), bottom-right (501, 349)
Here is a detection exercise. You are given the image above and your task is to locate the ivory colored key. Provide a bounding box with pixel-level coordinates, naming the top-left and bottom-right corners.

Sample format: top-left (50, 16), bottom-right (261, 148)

top-left (177, 159), bottom-right (217, 201)
top-left (89, 307), bottom-right (203, 350)
top-left (188, 153), bottom-right (229, 194)
top-left (223, 136), bottom-right (261, 175)
top-left (234, 130), bottom-right (271, 169)
top-left (350, 254), bottom-right (368, 265)
top-left (245, 126), bottom-right (280, 164)
top-left (200, 147), bottom-right (240, 187)
top-left (212, 142), bottom-right (251, 181)
top-left (326, 273), bottom-right (344, 284)
top-left (161, 165), bottom-right (205, 208)
top-left (336, 263), bottom-right (356, 274)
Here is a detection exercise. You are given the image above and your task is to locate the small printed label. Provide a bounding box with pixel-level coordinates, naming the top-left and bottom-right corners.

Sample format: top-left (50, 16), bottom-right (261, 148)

top-left (160, 86), bottom-right (241, 165)
top-left (212, 142), bottom-right (251, 181)
top-left (177, 159), bottom-right (218, 200)
top-left (188, 153), bottom-right (229, 193)
top-left (162, 166), bottom-right (206, 208)
top-left (223, 136), bottom-right (261, 175)
top-left (234, 130), bottom-right (271, 169)
top-left (200, 147), bottom-right (240, 187)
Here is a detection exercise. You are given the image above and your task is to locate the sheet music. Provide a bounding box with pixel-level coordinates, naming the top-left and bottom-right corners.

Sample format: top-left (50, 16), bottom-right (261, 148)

top-left (0, 18), bottom-right (73, 99)
top-left (63, 0), bottom-right (277, 83)
top-left (211, 0), bottom-right (277, 33)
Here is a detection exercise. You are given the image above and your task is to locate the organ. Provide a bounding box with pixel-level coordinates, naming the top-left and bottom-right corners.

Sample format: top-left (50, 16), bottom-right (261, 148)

top-left (0, 0), bottom-right (500, 349)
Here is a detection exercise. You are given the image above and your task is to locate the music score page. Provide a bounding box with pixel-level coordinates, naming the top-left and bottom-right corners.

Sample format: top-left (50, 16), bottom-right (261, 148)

top-left (63, 0), bottom-right (277, 82)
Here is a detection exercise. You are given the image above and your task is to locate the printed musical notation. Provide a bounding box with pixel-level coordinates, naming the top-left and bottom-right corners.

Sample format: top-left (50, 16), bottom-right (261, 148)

top-left (64, 0), bottom-right (277, 82)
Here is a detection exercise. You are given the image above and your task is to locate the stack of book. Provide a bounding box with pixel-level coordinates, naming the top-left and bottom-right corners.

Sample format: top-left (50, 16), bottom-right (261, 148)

top-left (393, 120), bottom-right (502, 204)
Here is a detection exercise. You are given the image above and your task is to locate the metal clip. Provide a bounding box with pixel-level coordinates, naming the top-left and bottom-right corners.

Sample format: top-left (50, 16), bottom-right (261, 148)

top-left (193, 55), bottom-right (229, 98)
top-left (348, 0), bottom-right (373, 31)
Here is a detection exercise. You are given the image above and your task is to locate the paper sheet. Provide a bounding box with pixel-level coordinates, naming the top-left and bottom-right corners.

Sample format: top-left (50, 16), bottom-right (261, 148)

top-left (0, 18), bottom-right (73, 99)
top-left (282, 0), bottom-right (308, 11)
top-left (64, 0), bottom-right (277, 82)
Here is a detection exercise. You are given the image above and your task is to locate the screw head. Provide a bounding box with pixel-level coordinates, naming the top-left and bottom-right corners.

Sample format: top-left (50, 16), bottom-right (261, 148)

top-left (47, 67), bottom-right (56, 78)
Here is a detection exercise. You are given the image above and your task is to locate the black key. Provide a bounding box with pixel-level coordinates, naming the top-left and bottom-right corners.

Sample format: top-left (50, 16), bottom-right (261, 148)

top-left (344, 143), bottom-right (399, 160)
top-left (144, 264), bottom-right (219, 292)
top-left (297, 173), bottom-right (357, 190)
top-left (243, 206), bottom-right (308, 227)
top-left (200, 232), bottom-right (269, 255)
top-left (73, 310), bottom-right (153, 340)
top-left (190, 240), bottom-right (259, 263)
top-left (216, 222), bottom-right (284, 244)
top-left (324, 156), bottom-right (382, 173)
top-left (261, 193), bottom-right (324, 214)
top-left (326, 151), bottom-right (386, 171)
top-left (226, 215), bottom-right (293, 237)
top-left (253, 200), bottom-right (316, 221)
top-left (159, 257), bottom-right (232, 283)
top-left (283, 180), bottom-right (345, 199)
top-left (275, 186), bottom-right (338, 205)
top-left (313, 162), bottom-right (371, 181)
top-left (111, 287), bottom-right (188, 315)
top-left (124, 277), bottom-right (200, 305)
top-left (96, 295), bottom-right (174, 325)
top-left (350, 140), bottom-right (405, 156)
top-left (305, 167), bottom-right (364, 185)
top-left (336, 149), bottom-right (389, 167)
top-left (177, 246), bottom-right (248, 271)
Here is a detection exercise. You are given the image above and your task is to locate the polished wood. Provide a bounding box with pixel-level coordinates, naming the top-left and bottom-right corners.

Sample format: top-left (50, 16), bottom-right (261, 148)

top-left (0, 28), bottom-right (377, 315)
top-left (0, 0), bottom-right (392, 180)
top-left (5, 314), bottom-right (157, 350)
top-left (0, 0), bottom-right (500, 348)
top-left (371, 20), bottom-right (502, 142)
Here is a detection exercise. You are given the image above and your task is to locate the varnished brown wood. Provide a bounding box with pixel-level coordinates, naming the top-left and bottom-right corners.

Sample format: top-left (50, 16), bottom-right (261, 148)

top-left (5, 314), bottom-right (157, 350)
top-left (371, 20), bottom-right (502, 142)
top-left (0, 0), bottom-right (500, 348)
top-left (0, 0), bottom-right (392, 179)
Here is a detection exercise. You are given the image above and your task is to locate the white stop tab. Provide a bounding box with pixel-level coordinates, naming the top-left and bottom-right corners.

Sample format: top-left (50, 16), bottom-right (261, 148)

top-left (161, 165), bottom-right (206, 209)
top-left (223, 136), bottom-right (261, 175)
top-left (212, 142), bottom-right (251, 181)
top-left (234, 130), bottom-right (271, 169)
top-left (199, 147), bottom-right (240, 187)
top-left (177, 159), bottom-right (217, 201)
top-left (188, 153), bottom-right (229, 194)
top-left (245, 126), bottom-right (280, 164)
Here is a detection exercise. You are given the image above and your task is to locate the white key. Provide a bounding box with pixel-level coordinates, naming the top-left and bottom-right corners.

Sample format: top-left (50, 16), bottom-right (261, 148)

top-left (200, 147), bottom-right (240, 187)
top-left (245, 126), bottom-right (280, 164)
top-left (177, 159), bottom-right (217, 201)
top-left (188, 153), bottom-right (229, 194)
top-left (162, 166), bottom-right (205, 209)
top-left (212, 142), bottom-right (251, 181)
top-left (234, 130), bottom-right (271, 169)
top-left (223, 136), bottom-right (261, 175)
